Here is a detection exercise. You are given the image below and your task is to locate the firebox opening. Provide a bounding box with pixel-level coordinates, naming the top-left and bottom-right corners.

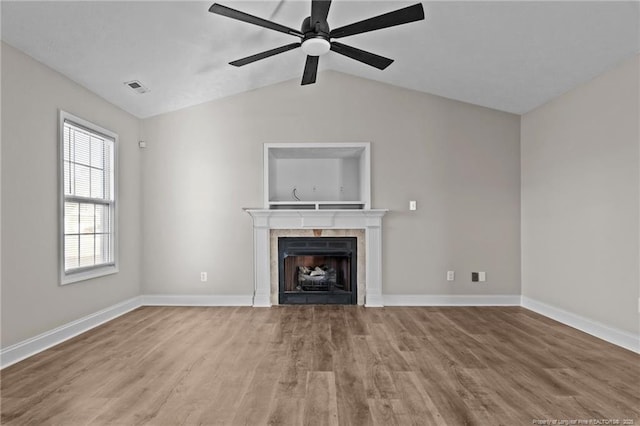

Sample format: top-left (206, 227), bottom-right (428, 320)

top-left (283, 255), bottom-right (351, 293)
top-left (278, 237), bottom-right (357, 305)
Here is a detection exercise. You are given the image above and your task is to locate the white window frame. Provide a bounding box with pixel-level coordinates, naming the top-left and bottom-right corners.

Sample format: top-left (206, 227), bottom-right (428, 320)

top-left (59, 110), bottom-right (119, 285)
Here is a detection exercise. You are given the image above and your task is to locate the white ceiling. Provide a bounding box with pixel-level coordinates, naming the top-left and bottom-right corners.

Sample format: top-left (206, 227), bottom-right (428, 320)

top-left (2, 1), bottom-right (638, 118)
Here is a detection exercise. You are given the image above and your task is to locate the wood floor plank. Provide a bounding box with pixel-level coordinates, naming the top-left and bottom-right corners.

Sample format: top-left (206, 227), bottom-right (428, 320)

top-left (367, 322), bottom-right (412, 372)
top-left (1, 305), bottom-right (638, 425)
top-left (275, 332), bottom-right (314, 399)
top-left (231, 342), bottom-right (288, 425)
top-left (266, 398), bottom-right (305, 426)
top-left (367, 398), bottom-right (401, 426)
top-left (344, 306), bottom-right (369, 336)
top-left (391, 371), bottom-right (444, 425)
top-left (303, 371), bottom-right (339, 426)
top-left (311, 307), bottom-right (334, 372)
top-left (331, 308), bottom-right (374, 425)
top-left (350, 335), bottom-right (399, 400)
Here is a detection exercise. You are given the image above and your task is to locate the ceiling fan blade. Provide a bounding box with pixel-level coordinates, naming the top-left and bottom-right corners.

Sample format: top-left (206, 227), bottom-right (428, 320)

top-left (311, 0), bottom-right (331, 26)
top-left (301, 55), bottom-right (319, 85)
top-left (330, 3), bottom-right (424, 39)
top-left (330, 42), bottom-right (393, 70)
top-left (209, 3), bottom-right (303, 38)
top-left (230, 43), bottom-right (301, 67)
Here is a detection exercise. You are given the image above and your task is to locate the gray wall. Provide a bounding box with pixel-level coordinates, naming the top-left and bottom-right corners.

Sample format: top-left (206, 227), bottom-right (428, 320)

top-left (521, 55), bottom-right (639, 334)
top-left (141, 71), bottom-right (521, 297)
top-left (1, 43), bottom-right (142, 347)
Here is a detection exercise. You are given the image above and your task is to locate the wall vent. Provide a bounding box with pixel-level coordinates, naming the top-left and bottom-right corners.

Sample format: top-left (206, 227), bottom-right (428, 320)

top-left (124, 80), bottom-right (150, 94)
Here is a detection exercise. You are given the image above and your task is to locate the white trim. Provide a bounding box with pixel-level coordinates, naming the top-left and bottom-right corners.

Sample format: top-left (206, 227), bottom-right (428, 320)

top-left (383, 294), bottom-right (522, 306)
top-left (521, 297), bottom-right (640, 354)
top-left (245, 209), bottom-right (387, 307)
top-left (62, 265), bottom-right (119, 285)
top-left (364, 293), bottom-right (385, 307)
top-left (141, 294), bottom-right (254, 307)
top-left (1, 294), bottom-right (254, 369)
top-left (0, 296), bottom-right (141, 369)
top-left (2, 294), bottom-right (637, 369)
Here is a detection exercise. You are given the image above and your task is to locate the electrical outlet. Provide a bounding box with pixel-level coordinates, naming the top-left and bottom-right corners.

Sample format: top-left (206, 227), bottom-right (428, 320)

top-left (479, 272), bottom-right (486, 282)
top-left (447, 271), bottom-right (455, 281)
top-left (471, 272), bottom-right (479, 282)
top-left (200, 272), bottom-right (208, 282)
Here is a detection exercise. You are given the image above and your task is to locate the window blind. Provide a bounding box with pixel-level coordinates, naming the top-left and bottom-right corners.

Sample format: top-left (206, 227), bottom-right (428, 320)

top-left (63, 120), bottom-right (115, 272)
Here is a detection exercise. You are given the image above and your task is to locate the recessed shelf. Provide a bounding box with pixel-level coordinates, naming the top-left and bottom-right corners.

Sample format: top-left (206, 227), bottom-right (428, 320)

top-left (264, 143), bottom-right (371, 210)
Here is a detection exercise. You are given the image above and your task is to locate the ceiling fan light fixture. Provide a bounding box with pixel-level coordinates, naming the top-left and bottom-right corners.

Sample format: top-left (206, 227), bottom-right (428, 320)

top-left (301, 37), bottom-right (330, 56)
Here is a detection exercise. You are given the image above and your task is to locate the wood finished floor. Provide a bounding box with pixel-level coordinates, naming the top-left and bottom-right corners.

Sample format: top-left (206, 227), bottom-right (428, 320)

top-left (1, 306), bottom-right (638, 425)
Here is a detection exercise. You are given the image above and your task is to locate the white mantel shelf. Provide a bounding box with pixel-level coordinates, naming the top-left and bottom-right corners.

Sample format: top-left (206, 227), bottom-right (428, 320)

top-left (244, 208), bottom-right (388, 307)
top-left (244, 208), bottom-right (388, 229)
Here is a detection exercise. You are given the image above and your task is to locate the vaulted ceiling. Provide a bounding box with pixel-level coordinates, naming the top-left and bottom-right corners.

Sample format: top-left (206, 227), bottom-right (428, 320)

top-left (2, 1), bottom-right (638, 118)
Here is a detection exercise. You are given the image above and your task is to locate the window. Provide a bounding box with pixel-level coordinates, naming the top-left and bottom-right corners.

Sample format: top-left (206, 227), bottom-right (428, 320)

top-left (59, 111), bottom-right (118, 284)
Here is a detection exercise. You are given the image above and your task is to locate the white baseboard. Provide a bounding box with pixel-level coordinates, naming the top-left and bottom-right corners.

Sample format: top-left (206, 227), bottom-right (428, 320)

top-left (3, 293), bottom-right (636, 369)
top-left (0, 296), bottom-right (142, 369)
top-left (364, 293), bottom-right (385, 307)
top-left (1, 294), bottom-right (254, 369)
top-left (141, 294), bottom-right (253, 306)
top-left (521, 297), bottom-right (639, 354)
top-left (383, 294), bottom-right (522, 306)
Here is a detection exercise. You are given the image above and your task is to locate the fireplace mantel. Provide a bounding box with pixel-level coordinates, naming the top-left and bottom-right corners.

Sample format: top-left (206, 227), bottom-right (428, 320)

top-left (245, 209), bottom-right (388, 307)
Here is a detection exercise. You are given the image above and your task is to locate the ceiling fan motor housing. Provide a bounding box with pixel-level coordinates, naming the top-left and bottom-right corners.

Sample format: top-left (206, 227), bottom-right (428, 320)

top-left (301, 16), bottom-right (329, 36)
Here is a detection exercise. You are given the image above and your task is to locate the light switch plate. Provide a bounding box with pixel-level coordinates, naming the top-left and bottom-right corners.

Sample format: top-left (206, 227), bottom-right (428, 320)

top-left (409, 200), bottom-right (417, 211)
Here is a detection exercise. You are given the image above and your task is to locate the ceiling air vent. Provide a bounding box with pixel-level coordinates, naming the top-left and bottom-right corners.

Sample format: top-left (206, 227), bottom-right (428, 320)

top-left (124, 80), bottom-right (150, 94)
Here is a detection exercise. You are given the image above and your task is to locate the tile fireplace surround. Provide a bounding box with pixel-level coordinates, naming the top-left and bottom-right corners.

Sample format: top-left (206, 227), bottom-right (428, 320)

top-left (244, 209), bottom-right (388, 307)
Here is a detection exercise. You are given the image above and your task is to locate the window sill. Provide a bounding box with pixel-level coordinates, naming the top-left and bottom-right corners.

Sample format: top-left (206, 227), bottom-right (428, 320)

top-left (61, 265), bottom-right (118, 285)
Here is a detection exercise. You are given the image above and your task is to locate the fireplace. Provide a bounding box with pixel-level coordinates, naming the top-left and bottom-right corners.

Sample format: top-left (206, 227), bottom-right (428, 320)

top-left (278, 237), bottom-right (357, 304)
top-left (245, 209), bottom-right (387, 307)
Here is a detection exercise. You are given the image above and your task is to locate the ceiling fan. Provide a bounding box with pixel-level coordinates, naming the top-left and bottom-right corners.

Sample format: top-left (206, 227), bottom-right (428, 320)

top-left (208, 1), bottom-right (425, 85)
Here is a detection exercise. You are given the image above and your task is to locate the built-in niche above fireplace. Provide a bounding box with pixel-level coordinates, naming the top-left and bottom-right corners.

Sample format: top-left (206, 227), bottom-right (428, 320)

top-left (278, 237), bottom-right (357, 305)
top-left (264, 143), bottom-right (370, 210)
